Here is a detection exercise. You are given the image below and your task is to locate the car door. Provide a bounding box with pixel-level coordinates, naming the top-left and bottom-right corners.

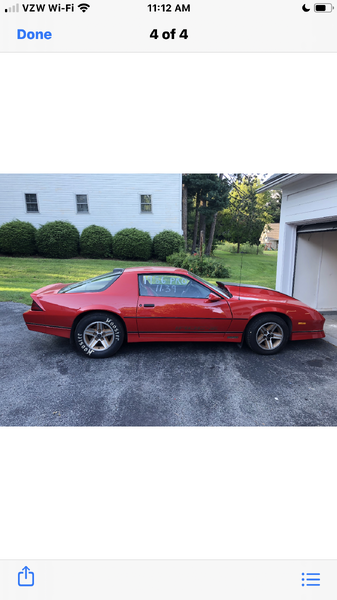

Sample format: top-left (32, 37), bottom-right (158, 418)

top-left (136, 273), bottom-right (232, 339)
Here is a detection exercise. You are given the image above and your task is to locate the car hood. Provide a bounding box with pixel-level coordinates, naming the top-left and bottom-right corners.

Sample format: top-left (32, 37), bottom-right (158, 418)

top-left (224, 282), bottom-right (324, 320)
top-left (224, 282), bottom-right (291, 301)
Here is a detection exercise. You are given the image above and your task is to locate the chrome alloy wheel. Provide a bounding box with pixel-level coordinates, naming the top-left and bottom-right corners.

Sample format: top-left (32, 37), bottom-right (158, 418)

top-left (83, 320), bottom-right (115, 352)
top-left (256, 322), bottom-right (284, 351)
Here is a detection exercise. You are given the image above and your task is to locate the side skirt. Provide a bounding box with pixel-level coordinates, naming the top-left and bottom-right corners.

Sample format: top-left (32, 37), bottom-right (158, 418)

top-left (127, 332), bottom-right (243, 343)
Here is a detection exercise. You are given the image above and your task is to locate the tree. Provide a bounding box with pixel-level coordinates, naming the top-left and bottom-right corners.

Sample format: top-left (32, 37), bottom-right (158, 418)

top-left (182, 174), bottom-right (230, 255)
top-left (265, 190), bottom-right (282, 223)
top-left (182, 178), bottom-right (188, 249)
top-left (201, 175), bottom-right (231, 255)
top-left (183, 174), bottom-right (217, 253)
top-left (220, 175), bottom-right (273, 253)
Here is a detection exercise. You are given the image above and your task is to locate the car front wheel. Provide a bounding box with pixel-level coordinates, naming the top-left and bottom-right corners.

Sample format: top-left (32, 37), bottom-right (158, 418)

top-left (245, 314), bottom-right (289, 355)
top-left (74, 312), bottom-right (124, 358)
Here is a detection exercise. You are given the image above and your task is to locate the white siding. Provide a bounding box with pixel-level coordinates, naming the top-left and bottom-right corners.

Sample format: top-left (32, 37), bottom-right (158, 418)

top-left (280, 175), bottom-right (337, 224)
top-left (0, 174), bottom-right (183, 236)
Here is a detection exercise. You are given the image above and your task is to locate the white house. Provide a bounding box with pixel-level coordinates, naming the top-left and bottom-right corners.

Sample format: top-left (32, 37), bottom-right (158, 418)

top-left (0, 174), bottom-right (183, 237)
top-left (259, 174), bottom-right (337, 312)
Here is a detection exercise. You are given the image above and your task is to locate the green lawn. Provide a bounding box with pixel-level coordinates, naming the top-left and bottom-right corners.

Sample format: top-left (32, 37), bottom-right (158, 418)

top-left (0, 256), bottom-right (167, 305)
top-left (211, 246), bottom-right (278, 289)
top-left (0, 248), bottom-right (278, 305)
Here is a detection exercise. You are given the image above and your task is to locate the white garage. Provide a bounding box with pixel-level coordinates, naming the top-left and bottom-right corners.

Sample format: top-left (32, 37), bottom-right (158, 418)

top-left (293, 224), bottom-right (337, 311)
top-left (260, 174), bottom-right (337, 343)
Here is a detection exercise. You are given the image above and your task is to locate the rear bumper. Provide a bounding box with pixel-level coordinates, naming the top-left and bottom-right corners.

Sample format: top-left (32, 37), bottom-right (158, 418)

top-left (23, 310), bottom-right (71, 339)
top-left (25, 322), bottom-right (71, 338)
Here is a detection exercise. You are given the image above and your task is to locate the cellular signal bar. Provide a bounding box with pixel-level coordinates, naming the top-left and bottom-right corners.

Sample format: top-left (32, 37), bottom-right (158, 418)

top-left (4, 4), bottom-right (19, 12)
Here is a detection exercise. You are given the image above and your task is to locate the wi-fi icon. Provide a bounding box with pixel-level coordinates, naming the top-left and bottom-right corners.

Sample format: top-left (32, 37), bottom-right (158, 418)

top-left (78, 3), bottom-right (90, 11)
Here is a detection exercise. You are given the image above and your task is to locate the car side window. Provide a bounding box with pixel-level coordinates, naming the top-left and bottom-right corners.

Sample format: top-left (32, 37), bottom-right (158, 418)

top-left (138, 274), bottom-right (210, 299)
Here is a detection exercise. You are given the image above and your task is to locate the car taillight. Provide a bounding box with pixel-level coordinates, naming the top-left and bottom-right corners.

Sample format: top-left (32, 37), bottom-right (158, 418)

top-left (31, 300), bottom-right (43, 311)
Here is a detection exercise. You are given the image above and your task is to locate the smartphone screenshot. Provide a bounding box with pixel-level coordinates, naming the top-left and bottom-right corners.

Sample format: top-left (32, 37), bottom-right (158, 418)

top-left (1, 1), bottom-right (337, 599)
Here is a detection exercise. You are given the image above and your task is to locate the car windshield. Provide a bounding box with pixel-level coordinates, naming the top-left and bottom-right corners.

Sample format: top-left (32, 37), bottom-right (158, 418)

top-left (187, 272), bottom-right (232, 298)
top-left (58, 270), bottom-right (123, 294)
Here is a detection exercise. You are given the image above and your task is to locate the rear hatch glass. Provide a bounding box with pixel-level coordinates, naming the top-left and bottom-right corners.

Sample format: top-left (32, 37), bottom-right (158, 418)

top-left (58, 270), bottom-right (123, 294)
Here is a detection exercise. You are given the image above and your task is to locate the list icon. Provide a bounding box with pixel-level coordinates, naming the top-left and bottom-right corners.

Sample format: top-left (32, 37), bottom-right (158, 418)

top-left (302, 572), bottom-right (321, 587)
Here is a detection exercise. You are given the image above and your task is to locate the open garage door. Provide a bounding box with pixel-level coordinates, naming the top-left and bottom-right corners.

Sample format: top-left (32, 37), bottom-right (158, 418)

top-left (293, 222), bottom-right (337, 311)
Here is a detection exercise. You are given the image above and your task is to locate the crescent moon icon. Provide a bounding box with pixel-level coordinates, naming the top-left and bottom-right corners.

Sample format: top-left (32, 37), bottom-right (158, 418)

top-left (302, 3), bottom-right (310, 10)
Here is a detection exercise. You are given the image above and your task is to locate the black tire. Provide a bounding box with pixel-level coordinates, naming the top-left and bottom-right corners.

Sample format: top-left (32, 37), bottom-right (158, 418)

top-left (245, 314), bottom-right (289, 355)
top-left (74, 312), bottom-right (124, 358)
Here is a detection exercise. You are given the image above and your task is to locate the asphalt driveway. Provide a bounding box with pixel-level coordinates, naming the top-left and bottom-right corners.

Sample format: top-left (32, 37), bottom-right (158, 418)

top-left (1, 302), bottom-right (337, 426)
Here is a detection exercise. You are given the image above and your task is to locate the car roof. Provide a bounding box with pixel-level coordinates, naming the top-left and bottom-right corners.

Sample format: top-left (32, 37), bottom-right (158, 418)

top-left (123, 266), bottom-right (189, 274)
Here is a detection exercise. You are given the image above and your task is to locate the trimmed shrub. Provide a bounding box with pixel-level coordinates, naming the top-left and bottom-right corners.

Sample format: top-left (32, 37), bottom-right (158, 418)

top-left (152, 229), bottom-right (185, 261)
top-left (165, 251), bottom-right (186, 268)
top-left (167, 252), bottom-right (230, 279)
top-left (80, 225), bottom-right (113, 259)
top-left (36, 220), bottom-right (79, 258)
top-left (0, 220), bottom-right (37, 256)
top-left (113, 228), bottom-right (152, 261)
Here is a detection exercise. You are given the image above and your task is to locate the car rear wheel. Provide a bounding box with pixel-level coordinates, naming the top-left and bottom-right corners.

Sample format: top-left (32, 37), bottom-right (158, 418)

top-left (245, 314), bottom-right (289, 355)
top-left (74, 312), bottom-right (124, 358)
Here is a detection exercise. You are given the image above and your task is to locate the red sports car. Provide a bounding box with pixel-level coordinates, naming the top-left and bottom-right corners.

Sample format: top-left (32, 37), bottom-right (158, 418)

top-left (23, 267), bottom-right (325, 358)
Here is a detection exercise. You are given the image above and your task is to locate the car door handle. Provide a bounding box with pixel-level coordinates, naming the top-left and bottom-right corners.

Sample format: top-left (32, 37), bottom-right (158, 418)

top-left (144, 304), bottom-right (155, 307)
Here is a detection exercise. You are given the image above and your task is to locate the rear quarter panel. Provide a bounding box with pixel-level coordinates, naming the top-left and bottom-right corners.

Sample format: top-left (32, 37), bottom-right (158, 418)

top-left (24, 271), bottom-right (139, 334)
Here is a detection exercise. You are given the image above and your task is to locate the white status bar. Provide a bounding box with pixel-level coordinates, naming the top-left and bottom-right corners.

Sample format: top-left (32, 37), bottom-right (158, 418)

top-left (1, 0), bottom-right (337, 51)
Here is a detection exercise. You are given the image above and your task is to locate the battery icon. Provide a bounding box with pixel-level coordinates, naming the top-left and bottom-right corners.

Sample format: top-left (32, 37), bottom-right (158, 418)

top-left (314, 3), bottom-right (334, 10)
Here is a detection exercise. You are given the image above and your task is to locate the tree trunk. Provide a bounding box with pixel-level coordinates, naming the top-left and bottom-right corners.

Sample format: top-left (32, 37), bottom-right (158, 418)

top-left (192, 203), bottom-right (200, 254)
top-left (199, 230), bottom-right (204, 256)
top-left (199, 213), bottom-right (206, 255)
top-left (182, 183), bottom-right (188, 250)
top-left (205, 211), bottom-right (218, 256)
top-left (237, 242), bottom-right (240, 253)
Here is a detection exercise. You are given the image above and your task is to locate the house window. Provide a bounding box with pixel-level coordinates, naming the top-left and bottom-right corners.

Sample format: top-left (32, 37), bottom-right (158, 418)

top-left (25, 193), bottom-right (39, 213)
top-left (76, 194), bottom-right (89, 213)
top-left (141, 194), bottom-right (152, 212)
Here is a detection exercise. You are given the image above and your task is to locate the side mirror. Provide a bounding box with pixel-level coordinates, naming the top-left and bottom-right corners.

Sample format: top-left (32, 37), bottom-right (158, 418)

top-left (206, 292), bottom-right (220, 303)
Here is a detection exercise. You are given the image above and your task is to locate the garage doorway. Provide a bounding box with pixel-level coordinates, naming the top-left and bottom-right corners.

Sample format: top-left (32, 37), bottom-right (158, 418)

top-left (293, 222), bottom-right (337, 311)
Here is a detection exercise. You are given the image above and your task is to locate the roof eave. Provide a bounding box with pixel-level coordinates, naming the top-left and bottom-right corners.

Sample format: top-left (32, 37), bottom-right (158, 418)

top-left (258, 173), bottom-right (302, 192)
